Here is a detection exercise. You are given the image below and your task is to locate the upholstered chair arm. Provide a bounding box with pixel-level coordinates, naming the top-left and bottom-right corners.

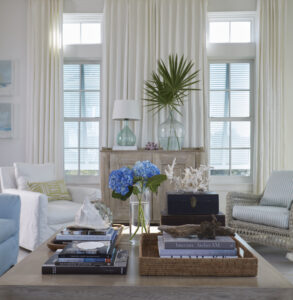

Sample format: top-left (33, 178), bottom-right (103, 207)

top-left (3, 189), bottom-right (48, 251)
top-left (0, 194), bottom-right (21, 221)
top-left (67, 186), bottom-right (101, 204)
top-left (226, 192), bottom-right (262, 226)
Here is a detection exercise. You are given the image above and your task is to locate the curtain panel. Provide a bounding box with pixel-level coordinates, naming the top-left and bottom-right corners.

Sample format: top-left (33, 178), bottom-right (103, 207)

top-left (254, 0), bottom-right (287, 193)
top-left (102, 0), bottom-right (207, 148)
top-left (26, 0), bottom-right (64, 178)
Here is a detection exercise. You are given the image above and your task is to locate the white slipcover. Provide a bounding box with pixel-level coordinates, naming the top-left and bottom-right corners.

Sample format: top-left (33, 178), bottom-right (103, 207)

top-left (0, 166), bottom-right (101, 251)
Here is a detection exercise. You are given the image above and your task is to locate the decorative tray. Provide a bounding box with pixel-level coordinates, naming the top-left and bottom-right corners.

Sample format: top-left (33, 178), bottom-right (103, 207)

top-left (139, 233), bottom-right (258, 277)
top-left (47, 224), bottom-right (124, 251)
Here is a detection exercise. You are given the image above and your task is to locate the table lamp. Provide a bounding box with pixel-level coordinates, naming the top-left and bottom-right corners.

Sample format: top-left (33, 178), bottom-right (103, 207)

top-left (112, 99), bottom-right (140, 146)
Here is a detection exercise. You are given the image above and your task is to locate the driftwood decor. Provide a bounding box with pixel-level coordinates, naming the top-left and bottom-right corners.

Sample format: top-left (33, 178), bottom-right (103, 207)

top-left (158, 215), bottom-right (235, 239)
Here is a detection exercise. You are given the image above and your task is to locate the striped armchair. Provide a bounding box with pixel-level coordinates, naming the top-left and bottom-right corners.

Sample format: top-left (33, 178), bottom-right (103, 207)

top-left (226, 171), bottom-right (293, 260)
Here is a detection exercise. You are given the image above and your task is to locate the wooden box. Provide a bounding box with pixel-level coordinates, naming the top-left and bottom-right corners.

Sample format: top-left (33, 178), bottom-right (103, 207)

top-left (160, 212), bottom-right (225, 226)
top-left (139, 233), bottom-right (258, 277)
top-left (167, 192), bottom-right (219, 215)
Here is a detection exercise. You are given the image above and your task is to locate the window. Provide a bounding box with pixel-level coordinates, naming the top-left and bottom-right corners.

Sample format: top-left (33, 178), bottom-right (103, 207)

top-left (64, 63), bottom-right (100, 177)
top-left (63, 14), bottom-right (102, 45)
top-left (208, 13), bottom-right (255, 43)
top-left (209, 62), bottom-right (253, 177)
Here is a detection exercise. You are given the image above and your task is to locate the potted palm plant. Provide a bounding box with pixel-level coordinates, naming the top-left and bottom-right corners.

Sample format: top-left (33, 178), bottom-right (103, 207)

top-left (144, 54), bottom-right (200, 150)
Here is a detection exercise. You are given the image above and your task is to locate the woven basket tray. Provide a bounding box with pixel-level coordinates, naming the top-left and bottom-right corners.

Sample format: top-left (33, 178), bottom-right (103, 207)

top-left (139, 233), bottom-right (258, 277)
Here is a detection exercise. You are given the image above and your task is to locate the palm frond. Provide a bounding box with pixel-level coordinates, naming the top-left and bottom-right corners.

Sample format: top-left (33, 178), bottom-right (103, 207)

top-left (144, 54), bottom-right (200, 114)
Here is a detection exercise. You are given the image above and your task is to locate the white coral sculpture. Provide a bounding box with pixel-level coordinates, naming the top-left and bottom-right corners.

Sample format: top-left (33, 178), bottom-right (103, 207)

top-left (165, 158), bottom-right (211, 192)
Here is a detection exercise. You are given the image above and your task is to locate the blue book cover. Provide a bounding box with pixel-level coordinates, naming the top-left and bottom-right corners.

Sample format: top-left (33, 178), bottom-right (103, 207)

top-left (158, 236), bottom-right (237, 257)
top-left (162, 233), bottom-right (236, 250)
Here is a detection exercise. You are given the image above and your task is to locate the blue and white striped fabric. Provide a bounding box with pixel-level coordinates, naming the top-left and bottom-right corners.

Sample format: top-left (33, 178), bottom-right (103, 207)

top-left (232, 205), bottom-right (289, 229)
top-left (259, 171), bottom-right (293, 209)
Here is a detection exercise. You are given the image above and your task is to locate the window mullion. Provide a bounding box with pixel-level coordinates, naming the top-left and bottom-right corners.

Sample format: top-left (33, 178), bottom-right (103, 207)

top-left (78, 64), bottom-right (82, 176)
top-left (228, 63), bottom-right (232, 176)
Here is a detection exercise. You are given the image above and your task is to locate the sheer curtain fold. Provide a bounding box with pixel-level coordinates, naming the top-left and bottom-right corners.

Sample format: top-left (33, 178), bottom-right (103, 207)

top-left (102, 0), bottom-right (207, 148)
top-left (26, 0), bottom-right (63, 178)
top-left (254, 0), bottom-right (287, 193)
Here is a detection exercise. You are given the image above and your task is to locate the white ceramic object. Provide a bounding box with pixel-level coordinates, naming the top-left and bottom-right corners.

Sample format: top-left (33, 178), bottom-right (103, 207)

top-left (77, 241), bottom-right (105, 250)
top-left (75, 197), bottom-right (111, 230)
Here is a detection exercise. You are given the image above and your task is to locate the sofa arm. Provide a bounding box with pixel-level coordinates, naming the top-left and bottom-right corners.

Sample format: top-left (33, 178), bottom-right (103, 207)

top-left (68, 186), bottom-right (101, 204)
top-left (226, 192), bottom-right (262, 226)
top-left (3, 189), bottom-right (48, 251)
top-left (0, 194), bottom-right (21, 222)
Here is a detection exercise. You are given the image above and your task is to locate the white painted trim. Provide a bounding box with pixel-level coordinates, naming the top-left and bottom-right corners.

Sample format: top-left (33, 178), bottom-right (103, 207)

top-left (63, 13), bottom-right (103, 23)
top-left (64, 44), bottom-right (102, 59)
top-left (66, 174), bottom-right (100, 185)
top-left (207, 43), bottom-right (256, 59)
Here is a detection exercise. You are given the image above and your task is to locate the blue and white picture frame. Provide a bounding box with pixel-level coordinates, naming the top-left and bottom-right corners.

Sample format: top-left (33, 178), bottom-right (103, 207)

top-left (0, 103), bottom-right (13, 138)
top-left (0, 60), bottom-right (13, 95)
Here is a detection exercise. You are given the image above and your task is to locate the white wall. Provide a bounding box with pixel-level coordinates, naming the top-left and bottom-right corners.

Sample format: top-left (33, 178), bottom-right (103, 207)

top-left (208, 0), bottom-right (257, 12)
top-left (0, 0), bottom-right (27, 167)
top-left (64, 0), bottom-right (104, 13)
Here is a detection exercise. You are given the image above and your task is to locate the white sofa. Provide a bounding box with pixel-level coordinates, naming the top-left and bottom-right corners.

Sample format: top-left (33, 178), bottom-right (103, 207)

top-left (0, 166), bottom-right (101, 251)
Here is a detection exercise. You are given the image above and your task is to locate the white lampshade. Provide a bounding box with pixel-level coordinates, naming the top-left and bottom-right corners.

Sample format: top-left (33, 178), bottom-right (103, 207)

top-left (112, 99), bottom-right (141, 120)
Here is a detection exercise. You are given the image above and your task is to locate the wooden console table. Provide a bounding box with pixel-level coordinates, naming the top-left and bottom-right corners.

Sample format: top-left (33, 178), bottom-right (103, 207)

top-left (100, 148), bottom-right (206, 223)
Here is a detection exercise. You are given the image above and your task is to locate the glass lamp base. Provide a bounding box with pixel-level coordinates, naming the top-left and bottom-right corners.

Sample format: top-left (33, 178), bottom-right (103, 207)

top-left (117, 120), bottom-right (136, 146)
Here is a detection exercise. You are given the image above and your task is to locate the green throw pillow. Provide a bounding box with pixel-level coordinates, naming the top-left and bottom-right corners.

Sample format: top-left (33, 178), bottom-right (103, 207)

top-left (27, 180), bottom-right (72, 202)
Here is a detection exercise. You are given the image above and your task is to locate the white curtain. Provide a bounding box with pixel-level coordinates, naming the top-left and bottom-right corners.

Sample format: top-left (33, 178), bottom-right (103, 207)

top-left (254, 0), bottom-right (287, 193)
top-left (102, 0), bottom-right (207, 148)
top-left (26, 0), bottom-right (64, 178)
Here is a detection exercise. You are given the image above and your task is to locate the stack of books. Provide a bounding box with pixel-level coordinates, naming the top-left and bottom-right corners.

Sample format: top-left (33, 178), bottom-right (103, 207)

top-left (42, 226), bottom-right (128, 274)
top-left (158, 233), bottom-right (238, 258)
top-left (54, 227), bottom-right (118, 244)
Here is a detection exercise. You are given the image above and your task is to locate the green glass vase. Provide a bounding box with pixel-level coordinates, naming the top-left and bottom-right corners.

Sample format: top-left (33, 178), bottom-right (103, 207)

top-left (117, 120), bottom-right (136, 146)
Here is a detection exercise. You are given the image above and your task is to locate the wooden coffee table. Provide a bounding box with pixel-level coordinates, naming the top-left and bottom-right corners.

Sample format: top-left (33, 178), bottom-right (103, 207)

top-left (0, 229), bottom-right (292, 300)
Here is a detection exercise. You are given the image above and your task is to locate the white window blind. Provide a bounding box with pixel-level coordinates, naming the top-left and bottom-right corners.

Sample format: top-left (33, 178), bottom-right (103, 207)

top-left (209, 62), bottom-right (252, 177)
top-left (64, 63), bottom-right (100, 176)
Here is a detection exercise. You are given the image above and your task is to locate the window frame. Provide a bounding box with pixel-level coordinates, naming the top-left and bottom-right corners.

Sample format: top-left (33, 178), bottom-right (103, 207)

top-left (207, 12), bottom-right (256, 44)
top-left (63, 59), bottom-right (101, 185)
top-left (208, 59), bottom-right (254, 184)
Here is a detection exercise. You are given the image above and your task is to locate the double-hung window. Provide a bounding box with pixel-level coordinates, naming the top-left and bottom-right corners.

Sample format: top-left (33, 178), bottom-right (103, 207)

top-left (64, 63), bottom-right (101, 178)
top-left (209, 61), bottom-right (253, 177)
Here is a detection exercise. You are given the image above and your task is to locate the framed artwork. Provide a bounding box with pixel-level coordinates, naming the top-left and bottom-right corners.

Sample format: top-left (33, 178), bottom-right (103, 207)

top-left (0, 103), bottom-right (13, 138)
top-left (0, 60), bottom-right (13, 95)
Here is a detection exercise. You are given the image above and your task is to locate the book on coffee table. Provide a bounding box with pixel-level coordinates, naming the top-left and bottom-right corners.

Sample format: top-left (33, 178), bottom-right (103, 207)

top-left (42, 249), bottom-right (128, 275)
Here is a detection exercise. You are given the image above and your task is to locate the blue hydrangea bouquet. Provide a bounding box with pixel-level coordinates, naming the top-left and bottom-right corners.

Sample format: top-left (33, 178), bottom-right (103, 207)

top-left (109, 161), bottom-right (166, 240)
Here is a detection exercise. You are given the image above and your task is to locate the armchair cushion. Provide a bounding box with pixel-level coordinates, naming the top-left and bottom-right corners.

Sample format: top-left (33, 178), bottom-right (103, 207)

top-left (232, 205), bottom-right (289, 229)
top-left (68, 186), bottom-right (101, 203)
top-left (0, 219), bottom-right (17, 243)
top-left (47, 200), bottom-right (81, 225)
top-left (14, 162), bottom-right (55, 190)
top-left (260, 171), bottom-right (293, 209)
